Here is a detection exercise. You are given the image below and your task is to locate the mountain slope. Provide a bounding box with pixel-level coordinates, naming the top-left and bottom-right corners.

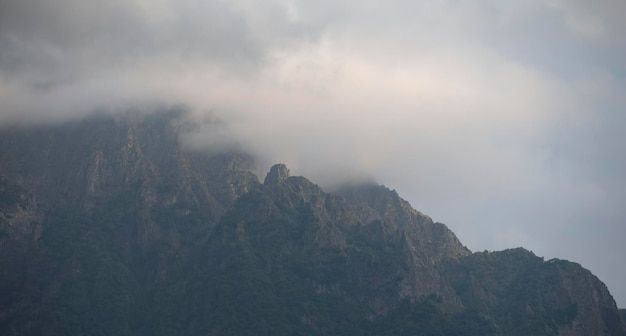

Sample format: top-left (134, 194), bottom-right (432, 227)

top-left (445, 249), bottom-right (624, 335)
top-left (0, 113), bottom-right (624, 335)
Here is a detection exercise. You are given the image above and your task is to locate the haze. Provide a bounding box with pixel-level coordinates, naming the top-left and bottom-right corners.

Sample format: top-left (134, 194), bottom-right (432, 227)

top-left (1, 0), bottom-right (625, 306)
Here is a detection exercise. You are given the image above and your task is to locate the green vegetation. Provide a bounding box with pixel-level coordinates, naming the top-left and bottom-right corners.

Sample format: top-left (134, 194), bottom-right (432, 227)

top-left (373, 296), bottom-right (501, 335)
top-left (1, 113), bottom-right (624, 335)
top-left (0, 179), bottom-right (22, 206)
top-left (444, 250), bottom-right (583, 335)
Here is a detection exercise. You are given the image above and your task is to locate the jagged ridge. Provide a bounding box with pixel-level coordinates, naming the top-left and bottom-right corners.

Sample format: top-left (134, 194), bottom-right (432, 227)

top-left (0, 113), bottom-right (624, 335)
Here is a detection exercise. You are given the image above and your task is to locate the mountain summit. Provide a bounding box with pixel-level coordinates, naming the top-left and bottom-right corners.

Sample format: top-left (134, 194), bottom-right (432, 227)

top-left (264, 163), bottom-right (290, 185)
top-left (0, 113), bottom-right (624, 335)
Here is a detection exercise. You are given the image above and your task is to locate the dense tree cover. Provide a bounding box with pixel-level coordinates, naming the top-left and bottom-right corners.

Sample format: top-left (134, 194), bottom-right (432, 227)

top-left (2, 184), bottom-right (619, 335)
top-left (443, 250), bottom-right (583, 335)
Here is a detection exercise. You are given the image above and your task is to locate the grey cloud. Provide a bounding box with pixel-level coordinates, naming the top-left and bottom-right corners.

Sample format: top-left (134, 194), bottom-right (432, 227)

top-left (0, 0), bottom-right (319, 90)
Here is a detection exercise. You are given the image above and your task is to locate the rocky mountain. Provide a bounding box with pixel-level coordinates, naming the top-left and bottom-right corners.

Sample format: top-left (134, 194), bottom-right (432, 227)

top-left (0, 112), bottom-right (624, 335)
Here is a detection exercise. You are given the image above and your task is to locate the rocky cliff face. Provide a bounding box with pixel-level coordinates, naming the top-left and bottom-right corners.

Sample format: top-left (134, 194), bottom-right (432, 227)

top-left (0, 112), bottom-right (259, 243)
top-left (444, 249), bottom-right (625, 335)
top-left (0, 113), bottom-right (624, 335)
top-left (336, 184), bottom-right (470, 304)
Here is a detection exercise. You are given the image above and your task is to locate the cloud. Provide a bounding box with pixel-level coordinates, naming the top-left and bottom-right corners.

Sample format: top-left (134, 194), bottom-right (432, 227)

top-left (0, 0), bottom-right (625, 305)
top-left (0, 0), bottom-right (320, 123)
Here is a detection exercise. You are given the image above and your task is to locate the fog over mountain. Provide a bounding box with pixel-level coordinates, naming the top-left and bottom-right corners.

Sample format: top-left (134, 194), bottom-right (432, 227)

top-left (1, 0), bottom-right (625, 305)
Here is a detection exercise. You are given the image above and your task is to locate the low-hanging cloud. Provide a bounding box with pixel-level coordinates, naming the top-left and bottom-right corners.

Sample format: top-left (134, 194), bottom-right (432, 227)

top-left (1, 0), bottom-right (625, 305)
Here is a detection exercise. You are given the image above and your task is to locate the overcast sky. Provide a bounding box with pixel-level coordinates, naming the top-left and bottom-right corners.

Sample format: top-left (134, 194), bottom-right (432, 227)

top-left (1, 0), bottom-right (625, 306)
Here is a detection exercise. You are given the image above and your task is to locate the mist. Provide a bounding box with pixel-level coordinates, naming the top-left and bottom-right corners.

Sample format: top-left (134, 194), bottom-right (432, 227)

top-left (1, 0), bottom-right (625, 306)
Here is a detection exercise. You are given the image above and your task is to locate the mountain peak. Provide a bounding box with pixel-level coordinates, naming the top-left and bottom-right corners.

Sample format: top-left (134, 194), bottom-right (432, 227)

top-left (1, 115), bottom-right (625, 335)
top-left (264, 163), bottom-right (290, 185)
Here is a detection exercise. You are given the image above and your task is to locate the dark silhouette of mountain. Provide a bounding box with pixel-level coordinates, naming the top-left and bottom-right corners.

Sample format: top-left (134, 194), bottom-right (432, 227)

top-left (0, 112), bottom-right (624, 335)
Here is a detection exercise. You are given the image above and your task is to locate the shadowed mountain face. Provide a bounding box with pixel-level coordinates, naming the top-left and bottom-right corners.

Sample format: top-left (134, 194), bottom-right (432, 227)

top-left (0, 113), bottom-right (624, 336)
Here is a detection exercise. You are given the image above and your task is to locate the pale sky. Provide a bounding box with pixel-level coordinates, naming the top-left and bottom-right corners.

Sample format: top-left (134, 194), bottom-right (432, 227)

top-left (1, 0), bottom-right (625, 306)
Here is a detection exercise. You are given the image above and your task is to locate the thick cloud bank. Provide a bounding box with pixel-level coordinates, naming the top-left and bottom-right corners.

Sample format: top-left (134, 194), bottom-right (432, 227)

top-left (1, 0), bottom-right (625, 305)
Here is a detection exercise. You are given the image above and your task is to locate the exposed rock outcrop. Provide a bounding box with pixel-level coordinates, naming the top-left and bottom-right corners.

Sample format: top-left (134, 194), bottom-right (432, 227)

top-left (263, 163), bottom-right (290, 185)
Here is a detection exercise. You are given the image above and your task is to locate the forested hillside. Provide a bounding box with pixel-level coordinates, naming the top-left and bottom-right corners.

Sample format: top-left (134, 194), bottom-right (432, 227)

top-left (1, 113), bottom-right (624, 335)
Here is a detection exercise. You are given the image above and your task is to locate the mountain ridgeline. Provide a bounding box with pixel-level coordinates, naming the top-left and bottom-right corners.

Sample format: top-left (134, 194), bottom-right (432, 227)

top-left (0, 112), bottom-right (624, 335)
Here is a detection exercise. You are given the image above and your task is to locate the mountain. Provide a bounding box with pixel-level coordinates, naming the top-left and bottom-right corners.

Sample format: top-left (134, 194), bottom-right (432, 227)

top-left (0, 112), bottom-right (624, 335)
